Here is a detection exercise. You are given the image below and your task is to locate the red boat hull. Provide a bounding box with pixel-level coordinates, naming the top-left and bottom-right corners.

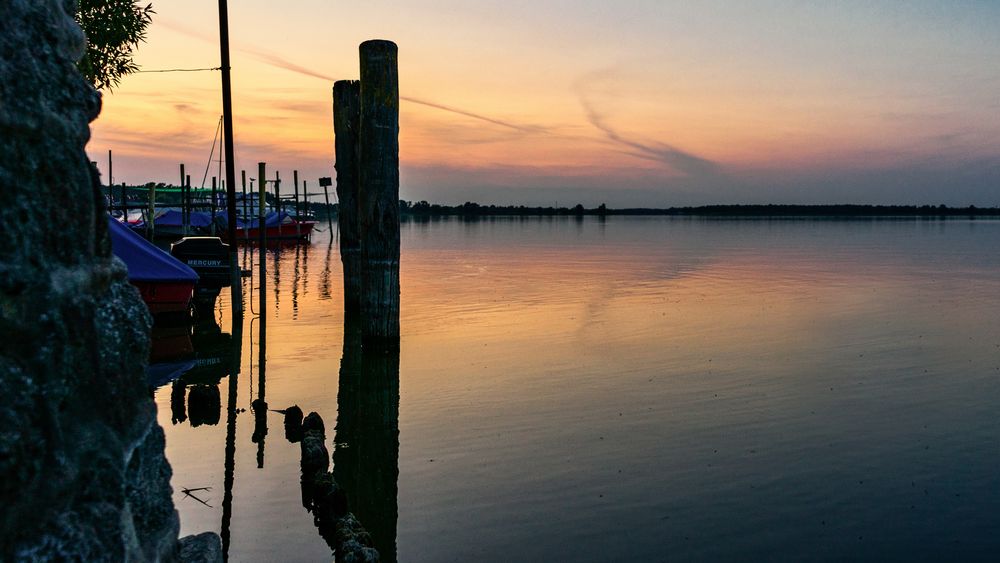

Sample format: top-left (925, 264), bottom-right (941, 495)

top-left (235, 221), bottom-right (315, 241)
top-left (132, 280), bottom-right (195, 314)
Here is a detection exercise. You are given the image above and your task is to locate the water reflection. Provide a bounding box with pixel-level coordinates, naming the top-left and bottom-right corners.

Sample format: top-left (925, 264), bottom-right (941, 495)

top-left (333, 324), bottom-right (400, 562)
top-left (149, 314), bottom-right (236, 429)
top-left (156, 219), bottom-right (1000, 561)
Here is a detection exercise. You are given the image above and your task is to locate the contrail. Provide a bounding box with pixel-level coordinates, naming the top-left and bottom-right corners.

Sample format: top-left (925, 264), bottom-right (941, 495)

top-left (575, 71), bottom-right (720, 178)
top-left (399, 96), bottom-right (545, 133)
top-left (157, 18), bottom-right (544, 133)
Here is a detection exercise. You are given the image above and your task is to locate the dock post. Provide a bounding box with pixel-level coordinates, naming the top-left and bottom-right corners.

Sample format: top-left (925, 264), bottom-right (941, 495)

top-left (322, 181), bottom-right (334, 233)
top-left (241, 170), bottom-right (247, 220)
top-left (180, 163), bottom-right (188, 235)
top-left (147, 183), bottom-right (156, 240)
top-left (333, 79), bottom-right (362, 319)
top-left (294, 170), bottom-right (301, 237)
top-left (358, 40), bottom-right (400, 349)
top-left (258, 162), bottom-right (267, 311)
top-left (185, 175), bottom-right (192, 226)
top-left (303, 180), bottom-right (309, 222)
top-left (211, 176), bottom-right (218, 235)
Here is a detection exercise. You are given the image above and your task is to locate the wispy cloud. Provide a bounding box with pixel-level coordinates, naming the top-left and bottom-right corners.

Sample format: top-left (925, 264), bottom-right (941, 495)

top-left (575, 70), bottom-right (720, 178)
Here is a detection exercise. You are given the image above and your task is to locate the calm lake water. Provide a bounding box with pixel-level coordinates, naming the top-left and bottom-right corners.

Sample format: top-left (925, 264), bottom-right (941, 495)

top-left (153, 216), bottom-right (1000, 562)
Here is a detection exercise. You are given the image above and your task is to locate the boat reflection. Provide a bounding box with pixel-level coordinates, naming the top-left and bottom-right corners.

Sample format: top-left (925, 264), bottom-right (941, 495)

top-left (147, 312), bottom-right (236, 429)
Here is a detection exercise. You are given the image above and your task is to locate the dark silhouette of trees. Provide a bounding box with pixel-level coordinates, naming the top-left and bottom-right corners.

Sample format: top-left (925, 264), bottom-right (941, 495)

top-left (75, 0), bottom-right (154, 90)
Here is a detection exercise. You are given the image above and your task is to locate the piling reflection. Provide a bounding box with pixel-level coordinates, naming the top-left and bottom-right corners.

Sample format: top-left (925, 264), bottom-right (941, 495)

top-left (333, 323), bottom-right (400, 562)
top-left (220, 311), bottom-right (242, 561)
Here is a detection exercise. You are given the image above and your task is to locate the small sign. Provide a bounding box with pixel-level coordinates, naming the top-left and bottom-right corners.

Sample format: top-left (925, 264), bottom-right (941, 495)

top-left (318, 177), bottom-right (333, 187)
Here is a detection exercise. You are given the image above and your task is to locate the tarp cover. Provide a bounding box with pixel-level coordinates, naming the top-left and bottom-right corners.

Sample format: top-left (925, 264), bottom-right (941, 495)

top-left (264, 211), bottom-right (293, 227)
top-left (108, 217), bottom-right (198, 283)
top-left (155, 209), bottom-right (215, 228)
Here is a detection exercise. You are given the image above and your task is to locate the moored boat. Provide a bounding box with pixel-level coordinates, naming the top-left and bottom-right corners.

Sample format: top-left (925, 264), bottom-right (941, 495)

top-left (108, 216), bottom-right (199, 314)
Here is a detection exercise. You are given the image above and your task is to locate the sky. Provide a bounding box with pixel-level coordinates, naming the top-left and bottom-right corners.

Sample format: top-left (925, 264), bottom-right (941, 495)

top-left (88, 0), bottom-right (1000, 207)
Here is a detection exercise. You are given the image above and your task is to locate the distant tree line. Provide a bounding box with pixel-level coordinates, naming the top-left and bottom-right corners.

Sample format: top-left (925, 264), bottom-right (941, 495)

top-left (399, 202), bottom-right (1000, 217)
top-left (100, 184), bottom-right (1000, 218)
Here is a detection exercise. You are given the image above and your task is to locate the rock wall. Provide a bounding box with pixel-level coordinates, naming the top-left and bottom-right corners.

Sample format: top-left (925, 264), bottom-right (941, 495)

top-left (0, 0), bottom-right (214, 560)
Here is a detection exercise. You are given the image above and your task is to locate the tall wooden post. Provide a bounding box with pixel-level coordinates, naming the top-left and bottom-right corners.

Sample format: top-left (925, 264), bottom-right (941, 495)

top-left (185, 175), bottom-right (191, 224)
top-left (180, 163), bottom-right (188, 235)
top-left (241, 169), bottom-right (247, 220)
top-left (321, 178), bottom-right (334, 234)
top-left (258, 162), bottom-right (267, 318)
top-left (211, 176), bottom-right (218, 235)
top-left (274, 171), bottom-right (281, 215)
top-left (358, 40), bottom-right (400, 349)
top-left (147, 183), bottom-right (156, 240)
top-left (293, 169), bottom-right (301, 237)
top-left (302, 180), bottom-right (309, 219)
top-left (333, 80), bottom-right (362, 319)
top-left (218, 0), bottom-right (243, 316)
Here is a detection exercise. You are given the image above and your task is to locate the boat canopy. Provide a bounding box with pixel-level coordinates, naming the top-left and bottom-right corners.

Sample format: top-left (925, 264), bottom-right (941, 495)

top-left (108, 217), bottom-right (199, 283)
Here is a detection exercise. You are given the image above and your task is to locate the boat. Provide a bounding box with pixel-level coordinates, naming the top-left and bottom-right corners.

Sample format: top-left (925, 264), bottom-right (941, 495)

top-left (221, 210), bottom-right (316, 241)
top-left (152, 209), bottom-right (217, 238)
top-left (107, 216), bottom-right (199, 315)
top-left (170, 236), bottom-right (232, 309)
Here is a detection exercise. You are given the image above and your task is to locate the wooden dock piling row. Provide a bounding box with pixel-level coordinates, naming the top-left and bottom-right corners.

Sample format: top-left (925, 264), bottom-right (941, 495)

top-left (333, 40), bottom-right (401, 348)
top-left (283, 408), bottom-right (380, 562)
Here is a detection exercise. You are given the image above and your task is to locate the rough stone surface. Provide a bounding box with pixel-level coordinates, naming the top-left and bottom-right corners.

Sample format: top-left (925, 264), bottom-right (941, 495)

top-left (301, 430), bottom-right (330, 475)
top-left (302, 410), bottom-right (326, 435)
top-left (178, 532), bottom-right (222, 563)
top-left (283, 405), bottom-right (304, 442)
top-left (0, 1), bottom-right (218, 560)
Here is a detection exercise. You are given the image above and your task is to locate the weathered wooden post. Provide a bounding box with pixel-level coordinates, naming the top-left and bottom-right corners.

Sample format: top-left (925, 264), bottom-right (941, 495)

top-left (303, 180), bottom-right (309, 221)
top-left (241, 169), bottom-right (247, 220)
top-left (274, 171), bottom-right (281, 216)
top-left (293, 169), bottom-right (301, 237)
top-left (358, 40), bottom-right (400, 348)
top-left (185, 175), bottom-right (192, 225)
top-left (333, 79), bottom-right (362, 319)
top-left (211, 176), bottom-right (218, 235)
top-left (258, 161), bottom-right (267, 320)
top-left (147, 183), bottom-right (156, 239)
top-left (179, 163), bottom-right (187, 234)
top-left (319, 176), bottom-right (334, 233)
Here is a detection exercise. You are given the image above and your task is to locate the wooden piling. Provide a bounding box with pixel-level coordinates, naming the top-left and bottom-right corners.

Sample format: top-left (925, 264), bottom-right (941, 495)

top-left (294, 170), bottom-right (301, 237)
top-left (147, 183), bottom-right (156, 239)
top-left (180, 164), bottom-right (188, 235)
top-left (358, 40), bottom-right (401, 348)
top-left (211, 176), bottom-right (218, 235)
top-left (334, 79), bottom-right (363, 319)
top-left (241, 170), bottom-right (247, 220)
top-left (321, 179), bottom-right (334, 234)
top-left (274, 171), bottom-right (281, 216)
top-left (303, 180), bottom-right (309, 221)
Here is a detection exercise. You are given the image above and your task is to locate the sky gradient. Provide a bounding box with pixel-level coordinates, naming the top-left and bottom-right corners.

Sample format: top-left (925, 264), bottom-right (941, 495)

top-left (89, 0), bottom-right (1000, 207)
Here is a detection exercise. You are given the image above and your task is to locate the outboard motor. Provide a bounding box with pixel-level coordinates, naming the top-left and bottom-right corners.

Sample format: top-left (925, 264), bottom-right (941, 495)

top-left (170, 237), bottom-right (231, 313)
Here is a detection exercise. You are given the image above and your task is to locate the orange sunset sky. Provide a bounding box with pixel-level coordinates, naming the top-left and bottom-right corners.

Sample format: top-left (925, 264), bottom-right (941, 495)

top-left (89, 0), bottom-right (1000, 207)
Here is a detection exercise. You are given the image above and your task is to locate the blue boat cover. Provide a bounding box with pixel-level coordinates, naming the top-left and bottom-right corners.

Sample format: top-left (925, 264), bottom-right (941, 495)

top-left (155, 209), bottom-right (215, 228)
top-left (108, 217), bottom-right (199, 283)
top-left (264, 211), bottom-right (291, 227)
top-left (214, 211), bottom-right (248, 229)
